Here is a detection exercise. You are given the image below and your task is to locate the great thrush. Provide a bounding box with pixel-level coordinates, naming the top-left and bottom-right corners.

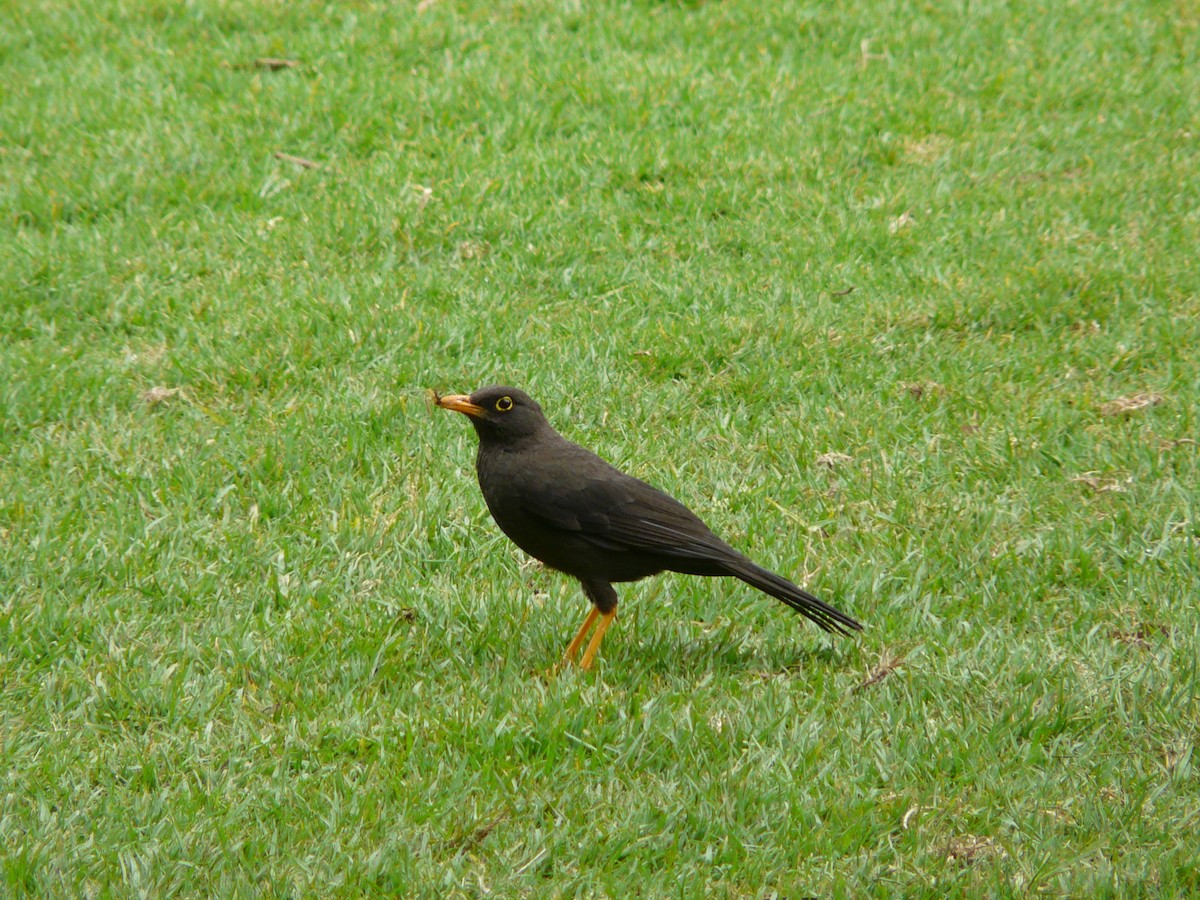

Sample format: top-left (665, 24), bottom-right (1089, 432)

top-left (435, 385), bottom-right (862, 669)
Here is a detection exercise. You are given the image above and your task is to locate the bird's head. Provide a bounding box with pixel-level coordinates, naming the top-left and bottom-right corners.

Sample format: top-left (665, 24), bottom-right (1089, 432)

top-left (434, 385), bottom-right (549, 443)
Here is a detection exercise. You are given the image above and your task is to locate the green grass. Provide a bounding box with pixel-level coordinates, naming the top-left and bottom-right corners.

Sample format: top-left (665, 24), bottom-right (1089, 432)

top-left (3, 0), bottom-right (1198, 894)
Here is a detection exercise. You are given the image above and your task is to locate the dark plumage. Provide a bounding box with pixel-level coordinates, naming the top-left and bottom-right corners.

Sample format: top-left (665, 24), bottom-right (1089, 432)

top-left (435, 385), bottom-right (862, 669)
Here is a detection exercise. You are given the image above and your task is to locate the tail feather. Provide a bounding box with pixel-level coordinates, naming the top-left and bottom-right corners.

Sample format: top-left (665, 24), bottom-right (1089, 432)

top-left (723, 558), bottom-right (862, 635)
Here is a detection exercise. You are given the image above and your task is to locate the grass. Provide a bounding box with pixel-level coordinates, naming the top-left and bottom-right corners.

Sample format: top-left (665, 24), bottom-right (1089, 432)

top-left (2, 0), bottom-right (1198, 894)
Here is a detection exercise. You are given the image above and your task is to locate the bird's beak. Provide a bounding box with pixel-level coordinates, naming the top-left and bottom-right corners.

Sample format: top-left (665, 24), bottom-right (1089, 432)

top-left (435, 392), bottom-right (485, 418)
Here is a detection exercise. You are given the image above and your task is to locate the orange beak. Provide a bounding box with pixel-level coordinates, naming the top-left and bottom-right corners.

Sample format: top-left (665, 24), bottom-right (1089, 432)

top-left (434, 392), bottom-right (485, 418)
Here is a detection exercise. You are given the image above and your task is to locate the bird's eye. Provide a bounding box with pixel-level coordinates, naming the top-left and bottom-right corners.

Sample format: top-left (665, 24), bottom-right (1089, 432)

top-left (495, 396), bottom-right (514, 412)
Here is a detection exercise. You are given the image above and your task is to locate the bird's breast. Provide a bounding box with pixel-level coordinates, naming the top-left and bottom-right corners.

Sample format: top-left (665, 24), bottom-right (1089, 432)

top-left (473, 439), bottom-right (633, 577)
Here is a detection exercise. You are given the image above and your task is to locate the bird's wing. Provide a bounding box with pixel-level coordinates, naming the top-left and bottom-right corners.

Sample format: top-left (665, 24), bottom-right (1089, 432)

top-left (521, 468), bottom-right (737, 561)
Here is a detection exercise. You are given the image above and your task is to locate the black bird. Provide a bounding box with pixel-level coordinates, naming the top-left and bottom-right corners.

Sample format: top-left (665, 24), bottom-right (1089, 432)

top-left (435, 385), bottom-right (862, 669)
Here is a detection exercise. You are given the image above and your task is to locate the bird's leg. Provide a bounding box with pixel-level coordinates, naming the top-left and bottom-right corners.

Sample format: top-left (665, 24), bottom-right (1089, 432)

top-left (568, 579), bottom-right (619, 671)
top-left (561, 606), bottom-right (600, 666)
top-left (579, 608), bottom-right (617, 671)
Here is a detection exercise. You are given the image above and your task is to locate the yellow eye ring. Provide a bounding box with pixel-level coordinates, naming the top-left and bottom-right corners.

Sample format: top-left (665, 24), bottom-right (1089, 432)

top-left (495, 396), bottom-right (513, 412)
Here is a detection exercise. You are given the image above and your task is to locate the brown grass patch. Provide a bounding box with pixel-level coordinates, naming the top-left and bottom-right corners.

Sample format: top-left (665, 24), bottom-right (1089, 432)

top-left (1100, 392), bottom-right (1164, 416)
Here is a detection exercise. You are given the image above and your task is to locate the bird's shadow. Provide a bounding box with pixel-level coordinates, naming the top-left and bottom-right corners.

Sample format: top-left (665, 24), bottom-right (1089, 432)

top-left (624, 629), bottom-right (856, 682)
top-left (626, 581), bottom-right (862, 678)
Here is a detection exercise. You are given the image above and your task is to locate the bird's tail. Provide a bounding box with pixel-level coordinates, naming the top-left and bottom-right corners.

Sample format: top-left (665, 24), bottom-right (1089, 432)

top-left (722, 557), bottom-right (863, 635)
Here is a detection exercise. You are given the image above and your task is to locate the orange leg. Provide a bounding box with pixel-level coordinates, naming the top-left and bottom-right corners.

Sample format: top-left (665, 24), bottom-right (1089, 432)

top-left (578, 609), bottom-right (617, 671)
top-left (561, 607), bottom-right (600, 666)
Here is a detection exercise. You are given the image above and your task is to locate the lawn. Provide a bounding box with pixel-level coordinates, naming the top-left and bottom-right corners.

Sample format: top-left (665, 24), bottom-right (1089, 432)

top-left (2, 0), bottom-right (1198, 895)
